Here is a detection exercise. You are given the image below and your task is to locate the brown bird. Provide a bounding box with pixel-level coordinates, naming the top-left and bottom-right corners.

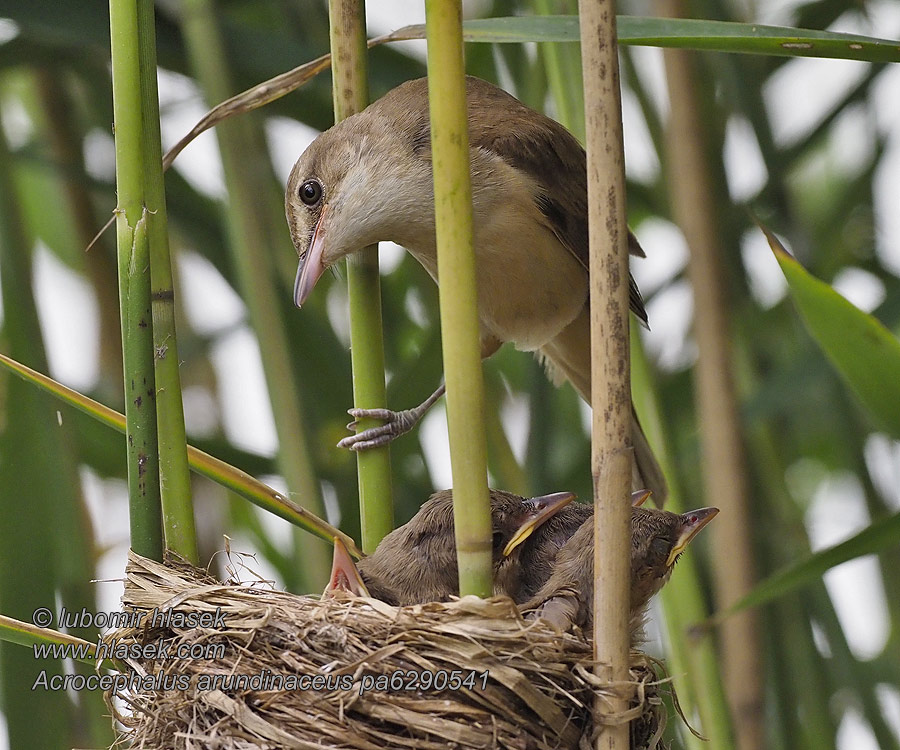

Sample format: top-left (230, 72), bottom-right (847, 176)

top-left (497, 489), bottom-right (651, 603)
top-left (285, 75), bottom-right (666, 502)
top-left (351, 488), bottom-right (574, 606)
top-left (524, 505), bottom-right (718, 633)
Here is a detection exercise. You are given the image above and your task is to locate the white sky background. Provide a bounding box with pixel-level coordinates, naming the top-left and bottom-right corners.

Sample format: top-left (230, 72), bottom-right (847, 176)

top-left (2, 2), bottom-right (900, 748)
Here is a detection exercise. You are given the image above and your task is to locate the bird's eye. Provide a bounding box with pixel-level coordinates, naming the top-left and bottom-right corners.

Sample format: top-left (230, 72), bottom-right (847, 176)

top-left (298, 179), bottom-right (323, 206)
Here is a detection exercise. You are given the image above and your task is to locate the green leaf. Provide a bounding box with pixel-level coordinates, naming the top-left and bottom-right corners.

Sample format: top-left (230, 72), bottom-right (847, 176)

top-left (0, 352), bottom-right (363, 558)
top-left (710, 509), bottom-right (900, 620)
top-left (765, 225), bottom-right (900, 438)
top-left (0, 614), bottom-right (123, 671)
top-left (450, 16), bottom-right (900, 63)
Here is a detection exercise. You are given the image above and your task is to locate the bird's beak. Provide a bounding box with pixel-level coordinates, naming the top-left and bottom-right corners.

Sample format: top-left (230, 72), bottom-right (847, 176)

top-left (503, 491), bottom-right (576, 557)
top-left (324, 535), bottom-right (370, 597)
top-left (294, 203), bottom-right (329, 308)
top-left (666, 507), bottom-right (719, 567)
top-left (631, 489), bottom-right (652, 507)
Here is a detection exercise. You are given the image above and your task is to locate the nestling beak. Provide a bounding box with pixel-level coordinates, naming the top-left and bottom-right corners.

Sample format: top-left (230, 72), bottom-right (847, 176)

top-left (666, 507), bottom-right (719, 567)
top-left (503, 491), bottom-right (576, 557)
top-left (294, 203), bottom-right (330, 308)
top-left (324, 535), bottom-right (370, 597)
top-left (631, 489), bottom-right (652, 507)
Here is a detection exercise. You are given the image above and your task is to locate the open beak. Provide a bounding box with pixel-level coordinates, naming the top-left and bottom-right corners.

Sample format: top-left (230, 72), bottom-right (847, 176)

top-left (324, 535), bottom-right (370, 597)
top-left (666, 507), bottom-right (719, 567)
top-left (294, 204), bottom-right (329, 308)
top-left (631, 489), bottom-right (652, 507)
top-left (503, 491), bottom-right (576, 557)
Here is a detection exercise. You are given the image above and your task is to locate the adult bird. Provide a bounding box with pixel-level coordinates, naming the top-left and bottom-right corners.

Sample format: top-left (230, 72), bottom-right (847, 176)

top-left (523, 505), bottom-right (718, 634)
top-left (348, 488), bottom-right (575, 606)
top-left (285, 76), bottom-right (666, 501)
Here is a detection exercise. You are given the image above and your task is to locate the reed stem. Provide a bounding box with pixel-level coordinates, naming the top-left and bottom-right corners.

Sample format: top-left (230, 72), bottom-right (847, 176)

top-left (329, 0), bottom-right (394, 553)
top-left (109, 0), bottom-right (163, 560)
top-left (579, 1), bottom-right (633, 746)
top-left (424, 0), bottom-right (493, 598)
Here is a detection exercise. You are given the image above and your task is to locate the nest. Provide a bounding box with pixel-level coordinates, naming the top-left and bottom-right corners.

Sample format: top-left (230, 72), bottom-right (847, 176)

top-left (106, 551), bottom-right (669, 749)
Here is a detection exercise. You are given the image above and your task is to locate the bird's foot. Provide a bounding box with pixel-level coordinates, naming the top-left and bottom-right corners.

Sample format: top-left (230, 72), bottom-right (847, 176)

top-left (337, 384), bottom-right (446, 452)
top-left (524, 596), bottom-right (577, 631)
top-left (337, 407), bottom-right (423, 451)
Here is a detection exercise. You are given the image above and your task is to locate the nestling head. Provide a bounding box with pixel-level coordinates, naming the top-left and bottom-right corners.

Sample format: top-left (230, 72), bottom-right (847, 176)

top-left (630, 506), bottom-right (718, 609)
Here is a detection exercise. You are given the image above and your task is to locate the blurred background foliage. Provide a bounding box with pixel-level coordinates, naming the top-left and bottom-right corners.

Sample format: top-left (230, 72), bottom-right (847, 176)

top-left (0, 0), bottom-right (899, 749)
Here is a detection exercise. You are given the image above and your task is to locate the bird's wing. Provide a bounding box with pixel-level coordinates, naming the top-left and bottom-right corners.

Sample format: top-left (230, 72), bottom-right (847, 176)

top-left (465, 79), bottom-right (648, 324)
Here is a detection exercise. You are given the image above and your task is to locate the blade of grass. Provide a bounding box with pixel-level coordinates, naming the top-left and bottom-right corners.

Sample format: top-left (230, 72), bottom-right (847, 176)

top-left (764, 225), bottom-right (900, 438)
top-left (0, 352), bottom-right (362, 558)
top-left (424, 0), bottom-right (493, 598)
top-left (329, 0), bottom-right (394, 553)
top-left (453, 16), bottom-right (900, 62)
top-left (707, 509), bottom-right (900, 622)
top-left (0, 615), bottom-right (125, 672)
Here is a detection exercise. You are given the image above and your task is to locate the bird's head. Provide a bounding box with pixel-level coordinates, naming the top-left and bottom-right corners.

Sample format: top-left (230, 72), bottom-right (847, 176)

top-left (498, 491), bottom-right (576, 558)
top-left (285, 102), bottom-right (434, 308)
top-left (406, 489), bottom-right (574, 567)
top-left (630, 505), bottom-right (718, 608)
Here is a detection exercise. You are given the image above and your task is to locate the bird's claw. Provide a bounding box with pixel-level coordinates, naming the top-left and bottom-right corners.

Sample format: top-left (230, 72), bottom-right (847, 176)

top-left (337, 406), bottom-right (421, 452)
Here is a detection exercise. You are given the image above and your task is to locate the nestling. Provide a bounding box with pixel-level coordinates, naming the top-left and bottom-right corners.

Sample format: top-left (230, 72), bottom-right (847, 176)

top-left (524, 505), bottom-right (718, 634)
top-left (497, 489), bottom-right (652, 603)
top-left (285, 75), bottom-right (666, 501)
top-left (349, 488), bottom-right (574, 606)
top-left (324, 536), bottom-right (370, 598)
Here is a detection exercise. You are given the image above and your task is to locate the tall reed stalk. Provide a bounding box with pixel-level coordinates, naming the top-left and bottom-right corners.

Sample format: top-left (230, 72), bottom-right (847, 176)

top-left (136, 0), bottom-right (197, 563)
top-left (109, 0), bottom-right (164, 560)
top-left (579, 1), bottom-right (633, 747)
top-left (424, 0), bottom-right (492, 597)
top-left (329, 0), bottom-right (394, 553)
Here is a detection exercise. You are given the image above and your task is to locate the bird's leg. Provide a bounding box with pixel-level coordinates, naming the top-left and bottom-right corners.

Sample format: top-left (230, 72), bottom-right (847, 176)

top-left (526, 593), bottom-right (578, 631)
top-left (337, 383), bottom-right (447, 451)
top-left (336, 336), bottom-right (502, 452)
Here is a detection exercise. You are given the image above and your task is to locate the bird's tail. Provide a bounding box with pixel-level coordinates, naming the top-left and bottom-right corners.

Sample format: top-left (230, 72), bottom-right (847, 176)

top-left (538, 308), bottom-right (668, 505)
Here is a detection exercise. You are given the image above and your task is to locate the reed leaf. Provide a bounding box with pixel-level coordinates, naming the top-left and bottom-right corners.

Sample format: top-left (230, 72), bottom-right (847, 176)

top-left (0, 352), bottom-right (362, 558)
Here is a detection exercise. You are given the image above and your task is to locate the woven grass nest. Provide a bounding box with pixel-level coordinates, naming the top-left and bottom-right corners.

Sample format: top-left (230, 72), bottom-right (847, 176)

top-left (107, 551), bottom-right (672, 750)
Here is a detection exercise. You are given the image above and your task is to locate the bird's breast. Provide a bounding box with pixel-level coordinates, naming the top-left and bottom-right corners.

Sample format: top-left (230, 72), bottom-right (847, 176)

top-left (399, 158), bottom-right (588, 351)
